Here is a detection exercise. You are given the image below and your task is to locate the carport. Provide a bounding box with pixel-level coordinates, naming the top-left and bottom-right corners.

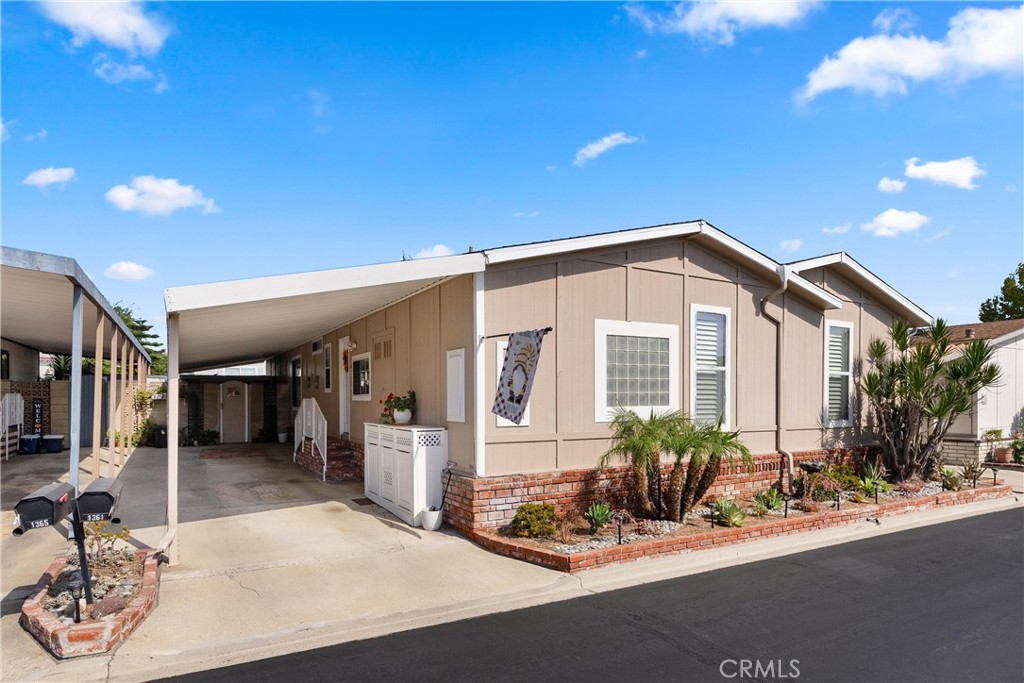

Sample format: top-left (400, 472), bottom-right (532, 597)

top-left (161, 254), bottom-right (485, 563)
top-left (0, 247), bottom-right (152, 492)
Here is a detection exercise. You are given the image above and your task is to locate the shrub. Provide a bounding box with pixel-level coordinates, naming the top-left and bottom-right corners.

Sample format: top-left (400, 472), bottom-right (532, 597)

top-left (941, 467), bottom-right (963, 491)
top-left (826, 463), bottom-right (861, 491)
top-left (794, 499), bottom-right (820, 513)
top-left (713, 499), bottom-right (746, 528)
top-left (556, 511), bottom-right (582, 544)
top-left (794, 473), bottom-right (841, 501)
top-left (1013, 430), bottom-right (1024, 464)
top-left (133, 417), bottom-right (156, 447)
top-left (584, 502), bottom-right (612, 533)
top-left (510, 503), bottom-right (558, 538)
top-left (753, 487), bottom-right (784, 511)
top-left (198, 429), bottom-right (220, 446)
top-left (960, 460), bottom-right (985, 483)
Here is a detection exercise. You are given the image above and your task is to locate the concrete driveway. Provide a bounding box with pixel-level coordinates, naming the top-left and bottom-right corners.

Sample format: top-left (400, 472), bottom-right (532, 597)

top-left (2, 444), bottom-right (567, 682)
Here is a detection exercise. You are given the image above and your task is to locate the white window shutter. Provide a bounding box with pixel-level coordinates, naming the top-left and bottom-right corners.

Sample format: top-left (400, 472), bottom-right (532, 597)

top-left (447, 348), bottom-right (465, 422)
top-left (693, 311), bottom-right (726, 423)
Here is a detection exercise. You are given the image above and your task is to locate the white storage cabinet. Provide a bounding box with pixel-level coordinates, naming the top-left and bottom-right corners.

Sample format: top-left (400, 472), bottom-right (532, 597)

top-left (364, 424), bottom-right (448, 527)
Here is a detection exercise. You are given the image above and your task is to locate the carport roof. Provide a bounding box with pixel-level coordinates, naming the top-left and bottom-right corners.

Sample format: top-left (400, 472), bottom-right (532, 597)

top-left (1, 247), bottom-right (151, 362)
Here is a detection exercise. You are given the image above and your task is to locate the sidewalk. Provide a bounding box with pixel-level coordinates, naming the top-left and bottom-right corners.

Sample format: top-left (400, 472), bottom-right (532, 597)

top-left (2, 449), bottom-right (1020, 683)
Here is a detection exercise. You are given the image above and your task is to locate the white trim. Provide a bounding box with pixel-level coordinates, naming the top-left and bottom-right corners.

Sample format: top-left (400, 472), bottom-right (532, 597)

top-left (689, 304), bottom-right (731, 429)
top-left (290, 355), bottom-right (303, 409)
top-left (594, 319), bottom-right (680, 423)
top-left (351, 351), bottom-right (371, 402)
top-left (324, 342), bottom-right (333, 393)
top-left (788, 252), bottom-right (930, 325)
top-left (473, 272), bottom-right (486, 476)
top-left (447, 348), bottom-right (466, 422)
top-left (824, 320), bottom-right (854, 428)
top-left (338, 337), bottom-right (351, 434)
top-left (495, 340), bottom-right (530, 427)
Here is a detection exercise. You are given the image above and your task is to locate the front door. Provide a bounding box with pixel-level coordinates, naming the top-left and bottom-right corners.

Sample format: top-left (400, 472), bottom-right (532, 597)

top-left (221, 381), bottom-right (247, 443)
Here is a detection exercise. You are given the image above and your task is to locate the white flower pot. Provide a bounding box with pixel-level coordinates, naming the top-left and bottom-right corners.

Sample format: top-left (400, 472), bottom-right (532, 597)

top-left (421, 507), bottom-right (443, 531)
top-left (393, 409), bottom-right (412, 424)
top-left (278, 432), bottom-right (288, 443)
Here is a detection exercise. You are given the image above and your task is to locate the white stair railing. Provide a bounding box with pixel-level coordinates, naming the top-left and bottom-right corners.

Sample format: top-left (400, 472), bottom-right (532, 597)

top-left (294, 398), bottom-right (328, 480)
top-left (1, 393), bottom-right (25, 461)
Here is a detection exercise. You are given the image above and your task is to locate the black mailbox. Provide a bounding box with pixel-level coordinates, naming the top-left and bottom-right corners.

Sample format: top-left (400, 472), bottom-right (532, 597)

top-left (78, 478), bottom-right (124, 523)
top-left (13, 482), bottom-right (74, 535)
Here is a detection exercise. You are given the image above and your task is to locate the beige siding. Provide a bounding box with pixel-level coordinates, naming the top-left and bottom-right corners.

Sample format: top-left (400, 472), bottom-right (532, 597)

top-left (272, 274), bottom-right (476, 472)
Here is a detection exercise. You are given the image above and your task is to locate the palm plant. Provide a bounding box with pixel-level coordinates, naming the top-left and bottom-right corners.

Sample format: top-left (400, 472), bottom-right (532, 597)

top-left (598, 409), bottom-right (678, 519)
top-left (664, 417), bottom-right (705, 521)
top-left (670, 416), bottom-right (753, 519)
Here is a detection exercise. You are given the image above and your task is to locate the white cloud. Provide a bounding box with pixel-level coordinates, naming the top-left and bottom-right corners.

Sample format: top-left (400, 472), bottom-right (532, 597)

top-left (94, 56), bottom-right (153, 84)
top-left (625, 1), bottom-right (821, 46)
top-left (37, 1), bottom-right (170, 55)
top-left (1007, 184), bottom-right (1019, 193)
top-left (1, 118), bottom-right (11, 142)
top-left (513, 211), bottom-right (540, 218)
top-left (798, 5), bottom-right (1023, 102)
top-left (413, 244), bottom-right (455, 259)
top-left (877, 176), bottom-right (906, 193)
top-left (861, 208), bottom-right (930, 237)
top-left (105, 176), bottom-right (219, 216)
top-left (573, 132), bottom-right (640, 167)
top-left (22, 166), bottom-right (77, 189)
top-left (307, 88), bottom-right (331, 117)
top-left (635, 49), bottom-right (648, 59)
top-left (822, 223), bottom-right (851, 235)
top-left (24, 128), bottom-right (48, 143)
top-left (873, 8), bottom-right (917, 35)
top-left (105, 261), bottom-right (154, 281)
top-left (927, 228), bottom-right (952, 242)
top-left (545, 165), bottom-right (558, 173)
top-left (779, 238), bottom-right (802, 252)
top-left (154, 74), bottom-right (170, 94)
top-left (904, 156), bottom-right (985, 190)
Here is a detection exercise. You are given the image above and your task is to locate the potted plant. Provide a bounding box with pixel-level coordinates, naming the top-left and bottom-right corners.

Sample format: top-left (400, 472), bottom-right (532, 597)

top-left (421, 506), bottom-right (443, 531)
top-left (1013, 429), bottom-right (1024, 465)
top-left (984, 428), bottom-right (1013, 463)
top-left (381, 391), bottom-right (416, 424)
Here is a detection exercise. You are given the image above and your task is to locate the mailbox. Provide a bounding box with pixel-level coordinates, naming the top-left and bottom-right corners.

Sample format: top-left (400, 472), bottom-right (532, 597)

top-left (78, 478), bottom-right (124, 523)
top-left (13, 482), bottom-right (73, 535)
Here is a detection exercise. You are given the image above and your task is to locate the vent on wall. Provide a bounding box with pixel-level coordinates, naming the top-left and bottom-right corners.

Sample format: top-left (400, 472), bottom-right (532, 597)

top-left (373, 339), bottom-right (393, 361)
top-left (312, 338), bottom-right (324, 354)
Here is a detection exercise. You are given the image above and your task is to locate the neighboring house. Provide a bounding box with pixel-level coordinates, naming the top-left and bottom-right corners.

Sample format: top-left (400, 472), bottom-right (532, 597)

top-left (165, 220), bottom-right (931, 537)
top-left (929, 319), bottom-right (1024, 463)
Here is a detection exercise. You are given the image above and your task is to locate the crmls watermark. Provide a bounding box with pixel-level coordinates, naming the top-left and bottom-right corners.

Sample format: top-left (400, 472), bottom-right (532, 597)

top-left (720, 659), bottom-right (800, 679)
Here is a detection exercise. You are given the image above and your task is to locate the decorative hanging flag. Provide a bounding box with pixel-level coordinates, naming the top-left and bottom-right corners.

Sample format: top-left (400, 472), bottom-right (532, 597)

top-left (492, 329), bottom-right (546, 425)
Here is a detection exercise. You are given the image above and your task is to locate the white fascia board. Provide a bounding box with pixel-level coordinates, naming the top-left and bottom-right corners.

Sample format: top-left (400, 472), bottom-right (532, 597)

top-left (483, 221), bottom-right (703, 264)
top-left (788, 253), bottom-right (931, 325)
top-left (165, 252), bottom-right (486, 313)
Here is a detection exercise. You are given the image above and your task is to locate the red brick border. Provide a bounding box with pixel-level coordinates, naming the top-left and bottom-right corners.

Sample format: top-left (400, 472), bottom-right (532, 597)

top-left (469, 484), bottom-right (1014, 573)
top-left (20, 549), bottom-right (160, 658)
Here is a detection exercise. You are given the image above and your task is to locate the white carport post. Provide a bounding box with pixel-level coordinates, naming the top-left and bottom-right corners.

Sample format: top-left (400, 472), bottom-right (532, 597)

top-left (107, 329), bottom-right (119, 477)
top-left (91, 309), bottom-right (104, 482)
top-left (68, 286), bottom-right (84, 493)
top-left (163, 313), bottom-right (180, 565)
top-left (118, 336), bottom-right (128, 467)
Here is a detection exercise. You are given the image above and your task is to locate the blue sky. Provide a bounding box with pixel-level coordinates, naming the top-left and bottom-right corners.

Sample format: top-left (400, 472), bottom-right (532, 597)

top-left (3, 1), bottom-right (1022, 343)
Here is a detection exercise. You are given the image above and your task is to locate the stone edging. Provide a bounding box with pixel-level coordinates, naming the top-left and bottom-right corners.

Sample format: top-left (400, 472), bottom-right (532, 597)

top-left (20, 549), bottom-right (160, 658)
top-left (470, 485), bottom-right (1015, 573)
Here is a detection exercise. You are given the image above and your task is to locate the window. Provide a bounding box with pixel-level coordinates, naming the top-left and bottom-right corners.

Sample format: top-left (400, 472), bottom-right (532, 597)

top-left (594, 319), bottom-right (679, 423)
top-left (447, 348), bottom-right (465, 422)
top-left (690, 306), bottom-right (730, 428)
top-left (825, 322), bottom-right (853, 426)
top-left (496, 341), bottom-right (529, 427)
top-left (352, 352), bottom-right (371, 401)
top-left (324, 343), bottom-right (332, 392)
top-left (291, 357), bottom-right (302, 408)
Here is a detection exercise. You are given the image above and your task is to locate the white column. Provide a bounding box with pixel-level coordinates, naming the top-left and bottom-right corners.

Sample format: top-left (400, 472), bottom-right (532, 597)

top-left (69, 287), bottom-right (85, 493)
top-left (165, 313), bottom-right (180, 565)
top-left (107, 329), bottom-right (119, 477)
top-left (473, 271), bottom-right (486, 477)
top-left (91, 310), bottom-right (104, 481)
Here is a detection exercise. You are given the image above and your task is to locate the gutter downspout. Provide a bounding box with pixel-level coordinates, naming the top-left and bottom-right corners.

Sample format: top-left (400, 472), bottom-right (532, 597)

top-left (760, 265), bottom-right (794, 491)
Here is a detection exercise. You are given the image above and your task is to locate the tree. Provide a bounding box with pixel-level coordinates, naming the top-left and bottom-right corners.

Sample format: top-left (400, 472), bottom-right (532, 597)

top-left (598, 409), bottom-right (678, 518)
top-left (979, 263), bottom-right (1024, 322)
top-left (666, 417), bottom-right (752, 521)
top-left (861, 319), bottom-right (1000, 481)
top-left (115, 303), bottom-right (168, 375)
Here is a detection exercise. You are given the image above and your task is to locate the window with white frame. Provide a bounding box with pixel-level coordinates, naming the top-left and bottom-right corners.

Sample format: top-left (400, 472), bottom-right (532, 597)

top-left (351, 352), bottom-right (371, 401)
top-left (324, 343), bottom-right (332, 392)
top-left (594, 319), bottom-right (679, 422)
top-left (825, 322), bottom-right (853, 426)
top-left (690, 306), bottom-right (730, 428)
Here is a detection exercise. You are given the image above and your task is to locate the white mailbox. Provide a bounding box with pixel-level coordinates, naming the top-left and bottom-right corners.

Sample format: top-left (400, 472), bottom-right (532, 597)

top-left (364, 424), bottom-right (448, 527)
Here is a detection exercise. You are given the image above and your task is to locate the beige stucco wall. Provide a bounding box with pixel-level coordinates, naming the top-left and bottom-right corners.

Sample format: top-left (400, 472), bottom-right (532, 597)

top-left (274, 274), bottom-right (477, 472)
top-left (481, 239), bottom-right (901, 476)
top-left (1, 337), bottom-right (40, 381)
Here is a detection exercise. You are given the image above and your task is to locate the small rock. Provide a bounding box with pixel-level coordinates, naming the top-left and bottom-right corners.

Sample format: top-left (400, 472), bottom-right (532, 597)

top-left (89, 595), bottom-right (126, 620)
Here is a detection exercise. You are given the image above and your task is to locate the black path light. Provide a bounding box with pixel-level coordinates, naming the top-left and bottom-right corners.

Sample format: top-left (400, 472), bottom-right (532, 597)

top-left (991, 465), bottom-right (999, 487)
top-left (69, 573), bottom-right (84, 623)
top-left (611, 510), bottom-right (630, 545)
top-left (874, 481), bottom-right (879, 505)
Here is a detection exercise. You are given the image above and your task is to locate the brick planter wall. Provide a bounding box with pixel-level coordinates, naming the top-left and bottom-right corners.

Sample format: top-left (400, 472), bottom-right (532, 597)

top-left (20, 550), bottom-right (160, 658)
top-left (445, 448), bottom-right (876, 533)
top-left (295, 436), bottom-right (364, 481)
top-left (471, 484), bottom-right (1013, 573)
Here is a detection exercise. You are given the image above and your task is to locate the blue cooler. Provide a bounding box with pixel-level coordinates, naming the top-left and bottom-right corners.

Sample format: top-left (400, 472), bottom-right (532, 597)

top-left (19, 435), bottom-right (41, 454)
top-left (43, 435), bottom-right (65, 453)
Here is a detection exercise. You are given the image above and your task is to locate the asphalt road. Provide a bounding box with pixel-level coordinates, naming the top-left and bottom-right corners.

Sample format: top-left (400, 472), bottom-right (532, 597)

top-left (159, 509), bottom-right (1024, 683)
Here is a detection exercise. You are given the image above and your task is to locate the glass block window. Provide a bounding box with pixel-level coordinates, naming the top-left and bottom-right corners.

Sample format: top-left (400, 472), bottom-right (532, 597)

top-left (690, 306), bottom-right (730, 428)
top-left (825, 322), bottom-right (853, 425)
top-left (594, 320), bottom-right (679, 422)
